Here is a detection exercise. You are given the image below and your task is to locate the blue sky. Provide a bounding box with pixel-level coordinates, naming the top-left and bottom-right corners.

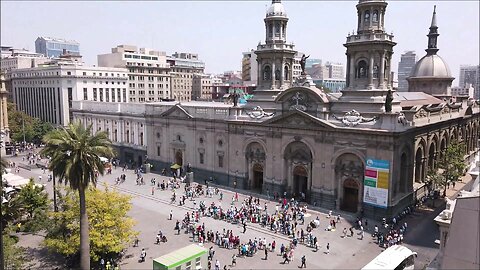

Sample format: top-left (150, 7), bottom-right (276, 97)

top-left (1, 1), bottom-right (478, 84)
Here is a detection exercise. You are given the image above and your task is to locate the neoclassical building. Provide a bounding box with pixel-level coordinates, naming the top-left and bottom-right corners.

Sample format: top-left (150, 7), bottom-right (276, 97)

top-left (72, 0), bottom-right (479, 219)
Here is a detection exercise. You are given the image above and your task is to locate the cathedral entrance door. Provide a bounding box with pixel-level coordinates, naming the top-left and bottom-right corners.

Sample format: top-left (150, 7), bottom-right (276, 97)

top-left (252, 163), bottom-right (264, 192)
top-left (293, 166), bottom-right (308, 201)
top-left (175, 151), bottom-right (183, 166)
top-left (342, 178), bottom-right (359, 213)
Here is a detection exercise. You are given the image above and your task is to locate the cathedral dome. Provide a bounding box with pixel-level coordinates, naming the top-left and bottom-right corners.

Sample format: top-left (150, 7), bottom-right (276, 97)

top-left (411, 54), bottom-right (452, 78)
top-left (266, 2), bottom-right (286, 17)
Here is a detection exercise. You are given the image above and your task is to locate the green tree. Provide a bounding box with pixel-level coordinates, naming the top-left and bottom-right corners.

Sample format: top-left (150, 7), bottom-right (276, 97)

top-left (44, 185), bottom-right (137, 263)
top-left (3, 230), bottom-right (27, 269)
top-left (436, 139), bottom-right (467, 197)
top-left (7, 102), bottom-right (53, 144)
top-left (41, 122), bottom-right (115, 270)
top-left (16, 179), bottom-right (50, 232)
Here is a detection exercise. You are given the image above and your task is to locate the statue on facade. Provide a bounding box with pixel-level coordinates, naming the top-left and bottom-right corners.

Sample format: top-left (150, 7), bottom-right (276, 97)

top-left (232, 92), bottom-right (239, 107)
top-left (385, 89), bottom-right (393, 112)
top-left (300, 54), bottom-right (310, 75)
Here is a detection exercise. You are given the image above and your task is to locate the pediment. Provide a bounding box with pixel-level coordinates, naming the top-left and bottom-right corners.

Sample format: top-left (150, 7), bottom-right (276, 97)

top-left (160, 104), bottom-right (193, 119)
top-left (263, 110), bottom-right (335, 130)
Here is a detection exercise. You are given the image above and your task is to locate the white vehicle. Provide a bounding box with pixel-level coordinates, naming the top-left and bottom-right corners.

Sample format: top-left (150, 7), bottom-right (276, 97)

top-left (362, 245), bottom-right (417, 270)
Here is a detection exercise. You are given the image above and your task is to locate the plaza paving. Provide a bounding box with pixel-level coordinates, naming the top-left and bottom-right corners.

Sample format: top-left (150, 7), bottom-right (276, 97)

top-left (6, 152), bottom-right (464, 269)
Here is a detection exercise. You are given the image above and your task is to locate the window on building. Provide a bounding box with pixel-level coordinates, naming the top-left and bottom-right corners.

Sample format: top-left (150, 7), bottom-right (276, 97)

top-left (99, 88), bottom-right (103, 102)
top-left (67, 71), bottom-right (71, 75)
top-left (218, 155), bottom-right (224, 168)
top-left (157, 146), bottom-right (161, 156)
top-left (83, 88), bottom-right (88, 100)
top-left (93, 88), bottom-right (97, 101)
top-left (200, 152), bottom-right (204, 164)
top-left (106, 89), bottom-right (110, 102)
top-left (83, 72), bottom-right (87, 75)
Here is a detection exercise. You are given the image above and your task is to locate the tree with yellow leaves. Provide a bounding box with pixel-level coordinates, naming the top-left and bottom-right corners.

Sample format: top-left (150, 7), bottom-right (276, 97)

top-left (44, 184), bottom-right (138, 265)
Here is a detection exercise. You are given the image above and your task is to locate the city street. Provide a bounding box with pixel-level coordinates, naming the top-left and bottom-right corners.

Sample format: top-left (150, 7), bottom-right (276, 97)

top-left (6, 152), bottom-right (453, 269)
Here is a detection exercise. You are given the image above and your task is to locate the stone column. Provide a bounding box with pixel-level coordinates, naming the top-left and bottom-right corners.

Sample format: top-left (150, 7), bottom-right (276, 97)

top-left (280, 58), bottom-right (285, 88)
top-left (257, 60), bottom-right (262, 87)
top-left (346, 54), bottom-right (351, 87)
top-left (349, 54), bottom-right (355, 89)
top-left (368, 52), bottom-right (374, 88)
top-left (369, 7), bottom-right (373, 29)
top-left (271, 60), bottom-right (276, 89)
top-left (379, 50), bottom-right (385, 88)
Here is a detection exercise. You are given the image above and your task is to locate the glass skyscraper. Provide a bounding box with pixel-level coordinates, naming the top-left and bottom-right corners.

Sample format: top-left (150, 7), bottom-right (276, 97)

top-left (35, 37), bottom-right (80, 58)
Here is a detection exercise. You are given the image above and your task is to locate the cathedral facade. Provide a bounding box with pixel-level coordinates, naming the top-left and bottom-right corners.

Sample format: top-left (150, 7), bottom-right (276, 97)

top-left (72, 0), bottom-right (479, 219)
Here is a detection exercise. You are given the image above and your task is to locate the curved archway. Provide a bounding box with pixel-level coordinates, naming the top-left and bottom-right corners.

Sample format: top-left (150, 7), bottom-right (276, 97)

top-left (284, 141), bottom-right (313, 201)
top-left (334, 153), bottom-right (364, 213)
top-left (427, 141), bottom-right (436, 171)
top-left (414, 146), bottom-right (424, 183)
top-left (245, 142), bottom-right (266, 192)
top-left (263, 65), bottom-right (271, 81)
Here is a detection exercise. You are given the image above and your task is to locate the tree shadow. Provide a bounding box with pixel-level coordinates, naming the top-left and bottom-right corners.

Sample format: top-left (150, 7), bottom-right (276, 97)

top-left (23, 245), bottom-right (68, 269)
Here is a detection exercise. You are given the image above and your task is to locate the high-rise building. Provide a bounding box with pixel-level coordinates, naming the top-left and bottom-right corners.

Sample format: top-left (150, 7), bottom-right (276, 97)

top-left (305, 58), bottom-right (322, 69)
top-left (35, 37), bottom-right (80, 58)
top-left (167, 52), bottom-right (205, 102)
top-left (241, 50), bottom-right (258, 86)
top-left (458, 65), bottom-right (480, 99)
top-left (397, 51), bottom-right (417, 92)
top-left (98, 45), bottom-right (171, 102)
top-left (11, 58), bottom-right (128, 126)
top-left (192, 74), bottom-right (213, 101)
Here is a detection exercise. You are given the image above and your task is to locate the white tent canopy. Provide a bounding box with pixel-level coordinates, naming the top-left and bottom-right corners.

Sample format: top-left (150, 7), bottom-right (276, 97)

top-left (3, 173), bottom-right (31, 188)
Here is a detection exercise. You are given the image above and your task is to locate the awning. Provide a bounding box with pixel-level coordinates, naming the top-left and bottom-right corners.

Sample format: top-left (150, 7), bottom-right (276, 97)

top-left (222, 94), bottom-right (231, 98)
top-left (100, 157), bottom-right (109, 163)
top-left (3, 173), bottom-right (31, 188)
top-left (171, 164), bottom-right (181, 169)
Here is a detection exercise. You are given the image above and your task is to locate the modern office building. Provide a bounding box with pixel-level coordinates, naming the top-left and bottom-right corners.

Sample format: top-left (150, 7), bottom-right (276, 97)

top-left (98, 45), bottom-right (171, 102)
top-left (397, 51), bottom-right (417, 92)
top-left (305, 58), bottom-right (322, 69)
top-left (35, 37), bottom-right (80, 58)
top-left (192, 74), bottom-right (213, 101)
top-left (451, 84), bottom-right (475, 98)
top-left (458, 65), bottom-right (480, 99)
top-left (11, 58), bottom-right (128, 126)
top-left (167, 52), bottom-right (205, 102)
top-left (241, 50), bottom-right (258, 86)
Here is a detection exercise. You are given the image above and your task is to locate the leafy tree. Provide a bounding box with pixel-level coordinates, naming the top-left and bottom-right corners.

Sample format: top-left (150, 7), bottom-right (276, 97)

top-left (7, 102), bottom-right (53, 144)
top-left (436, 139), bottom-right (467, 197)
top-left (41, 122), bottom-right (115, 270)
top-left (3, 229), bottom-right (27, 269)
top-left (15, 179), bottom-right (50, 232)
top-left (44, 185), bottom-right (137, 263)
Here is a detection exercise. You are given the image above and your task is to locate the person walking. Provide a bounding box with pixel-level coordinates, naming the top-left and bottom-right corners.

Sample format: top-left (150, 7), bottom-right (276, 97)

top-left (231, 254), bottom-right (237, 267)
top-left (264, 247), bottom-right (268, 260)
top-left (215, 259), bottom-right (220, 270)
top-left (300, 255), bottom-right (306, 268)
top-left (169, 210), bottom-right (173, 220)
top-left (242, 222), bottom-right (247, 234)
top-left (343, 227), bottom-right (347, 238)
top-left (326, 243), bottom-right (330, 254)
top-left (151, 187), bottom-right (155, 195)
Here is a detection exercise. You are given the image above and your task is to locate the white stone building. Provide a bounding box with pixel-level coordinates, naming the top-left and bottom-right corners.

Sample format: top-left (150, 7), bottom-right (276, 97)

top-left (11, 62), bottom-right (128, 126)
top-left (98, 45), bottom-right (171, 102)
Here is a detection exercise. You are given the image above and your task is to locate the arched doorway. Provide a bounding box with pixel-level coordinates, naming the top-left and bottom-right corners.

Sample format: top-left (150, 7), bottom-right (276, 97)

top-left (252, 163), bottom-right (264, 191)
top-left (414, 147), bottom-right (424, 183)
top-left (175, 151), bottom-right (183, 166)
top-left (343, 178), bottom-right (359, 213)
top-left (245, 142), bottom-right (266, 193)
top-left (293, 165), bottom-right (308, 200)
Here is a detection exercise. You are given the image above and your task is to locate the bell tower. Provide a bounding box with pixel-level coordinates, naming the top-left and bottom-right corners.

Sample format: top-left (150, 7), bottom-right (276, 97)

top-left (254, 0), bottom-right (296, 93)
top-left (332, 0), bottom-right (400, 114)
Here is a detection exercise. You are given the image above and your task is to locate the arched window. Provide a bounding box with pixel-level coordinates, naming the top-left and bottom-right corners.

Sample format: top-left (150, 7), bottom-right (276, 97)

top-left (372, 10), bottom-right (378, 22)
top-left (357, 60), bottom-right (368, 78)
top-left (268, 23), bottom-right (273, 37)
top-left (114, 129), bottom-right (118, 141)
top-left (275, 22), bottom-right (280, 37)
top-left (263, 65), bottom-right (271, 80)
top-left (284, 65), bottom-right (289, 80)
top-left (373, 65), bottom-right (379, 78)
top-left (126, 130), bottom-right (130, 143)
top-left (364, 10), bottom-right (370, 22)
top-left (275, 69), bottom-right (280, 80)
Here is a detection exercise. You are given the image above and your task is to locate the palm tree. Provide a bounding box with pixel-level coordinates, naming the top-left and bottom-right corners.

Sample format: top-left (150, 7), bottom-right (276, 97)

top-left (40, 122), bottom-right (114, 269)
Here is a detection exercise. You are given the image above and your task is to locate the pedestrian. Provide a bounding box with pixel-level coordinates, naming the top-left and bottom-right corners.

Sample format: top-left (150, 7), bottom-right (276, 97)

top-left (208, 260), bottom-right (212, 270)
top-left (300, 255), bottom-right (306, 268)
top-left (231, 254), bottom-right (237, 266)
top-left (360, 229), bottom-right (364, 240)
top-left (264, 247), bottom-right (268, 260)
top-left (326, 243), bottom-right (330, 254)
top-left (343, 227), bottom-right (347, 238)
top-left (100, 258), bottom-right (105, 269)
top-left (452, 181), bottom-right (456, 189)
top-left (140, 248), bottom-right (146, 262)
top-left (106, 261), bottom-right (111, 270)
top-left (349, 227), bottom-right (354, 237)
top-left (243, 223), bottom-right (247, 234)
top-left (169, 210), bottom-right (173, 220)
top-left (215, 259), bottom-right (220, 270)
top-left (151, 187), bottom-right (155, 195)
